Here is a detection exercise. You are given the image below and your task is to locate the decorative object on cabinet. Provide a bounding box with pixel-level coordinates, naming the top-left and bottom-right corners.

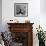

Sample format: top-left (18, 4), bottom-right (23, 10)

top-left (25, 20), bottom-right (30, 23)
top-left (8, 19), bottom-right (19, 23)
top-left (14, 3), bottom-right (28, 17)
top-left (7, 23), bottom-right (34, 46)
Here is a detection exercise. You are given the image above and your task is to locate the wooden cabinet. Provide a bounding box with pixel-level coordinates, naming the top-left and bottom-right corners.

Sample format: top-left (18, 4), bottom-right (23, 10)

top-left (7, 23), bottom-right (34, 46)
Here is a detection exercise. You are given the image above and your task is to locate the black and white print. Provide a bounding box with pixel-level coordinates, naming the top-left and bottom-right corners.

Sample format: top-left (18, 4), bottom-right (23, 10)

top-left (14, 3), bottom-right (28, 17)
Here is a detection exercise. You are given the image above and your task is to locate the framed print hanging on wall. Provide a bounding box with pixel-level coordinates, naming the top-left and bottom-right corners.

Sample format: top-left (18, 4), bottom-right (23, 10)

top-left (14, 3), bottom-right (28, 17)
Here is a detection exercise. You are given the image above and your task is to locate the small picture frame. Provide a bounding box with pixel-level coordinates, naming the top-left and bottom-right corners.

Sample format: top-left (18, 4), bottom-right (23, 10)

top-left (14, 3), bottom-right (28, 17)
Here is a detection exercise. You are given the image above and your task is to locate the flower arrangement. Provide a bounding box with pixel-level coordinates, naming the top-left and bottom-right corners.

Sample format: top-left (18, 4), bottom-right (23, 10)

top-left (36, 25), bottom-right (45, 42)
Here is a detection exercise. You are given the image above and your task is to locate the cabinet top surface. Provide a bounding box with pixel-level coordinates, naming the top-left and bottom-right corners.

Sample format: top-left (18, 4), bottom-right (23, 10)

top-left (7, 23), bottom-right (34, 25)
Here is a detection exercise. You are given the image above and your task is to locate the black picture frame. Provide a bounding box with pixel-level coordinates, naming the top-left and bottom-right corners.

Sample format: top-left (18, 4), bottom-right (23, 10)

top-left (14, 3), bottom-right (28, 17)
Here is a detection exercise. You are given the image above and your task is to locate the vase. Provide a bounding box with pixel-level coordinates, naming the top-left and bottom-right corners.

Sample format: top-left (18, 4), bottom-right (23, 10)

top-left (39, 40), bottom-right (45, 46)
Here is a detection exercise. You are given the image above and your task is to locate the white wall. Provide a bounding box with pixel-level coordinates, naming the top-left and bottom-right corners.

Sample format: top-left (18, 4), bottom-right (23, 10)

top-left (40, 0), bottom-right (46, 14)
top-left (2, 0), bottom-right (40, 30)
top-left (40, 0), bottom-right (46, 31)
top-left (0, 0), bottom-right (2, 32)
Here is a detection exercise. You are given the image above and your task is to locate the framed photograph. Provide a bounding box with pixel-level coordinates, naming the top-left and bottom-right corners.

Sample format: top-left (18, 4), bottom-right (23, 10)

top-left (14, 3), bottom-right (28, 17)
